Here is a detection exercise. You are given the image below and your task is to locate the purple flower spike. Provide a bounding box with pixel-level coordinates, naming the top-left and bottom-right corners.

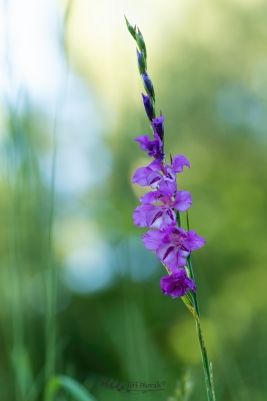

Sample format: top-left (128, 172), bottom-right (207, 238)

top-left (152, 115), bottom-right (164, 140)
top-left (160, 270), bottom-right (196, 298)
top-left (142, 93), bottom-right (154, 121)
top-left (134, 133), bottom-right (164, 160)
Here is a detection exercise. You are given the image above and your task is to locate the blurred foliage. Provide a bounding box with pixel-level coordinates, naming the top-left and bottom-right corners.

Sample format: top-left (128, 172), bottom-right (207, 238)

top-left (1, 0), bottom-right (267, 400)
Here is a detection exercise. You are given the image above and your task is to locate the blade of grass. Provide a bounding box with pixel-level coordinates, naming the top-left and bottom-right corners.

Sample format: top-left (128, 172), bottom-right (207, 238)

top-left (46, 375), bottom-right (97, 401)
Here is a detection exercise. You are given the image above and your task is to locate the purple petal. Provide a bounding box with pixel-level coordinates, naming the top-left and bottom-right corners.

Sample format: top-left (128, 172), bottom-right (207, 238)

top-left (172, 191), bottom-right (193, 212)
top-left (132, 166), bottom-right (151, 186)
top-left (161, 209), bottom-right (177, 229)
top-left (172, 155), bottom-right (190, 173)
top-left (146, 207), bottom-right (176, 230)
top-left (171, 226), bottom-right (187, 238)
top-left (152, 115), bottom-right (164, 139)
top-left (134, 134), bottom-right (163, 160)
top-left (133, 204), bottom-right (154, 227)
top-left (142, 93), bottom-right (154, 121)
top-left (148, 159), bottom-right (163, 172)
top-left (184, 230), bottom-right (206, 251)
top-left (147, 171), bottom-right (162, 188)
top-left (134, 135), bottom-right (150, 150)
top-left (159, 180), bottom-right (177, 196)
top-left (164, 165), bottom-right (176, 182)
top-left (142, 230), bottom-right (166, 251)
top-left (157, 243), bottom-right (187, 272)
top-left (156, 242), bottom-right (176, 264)
top-left (176, 252), bottom-right (189, 268)
top-left (160, 270), bottom-right (196, 298)
top-left (146, 139), bottom-right (163, 159)
top-left (140, 190), bottom-right (164, 204)
top-left (153, 132), bottom-right (163, 147)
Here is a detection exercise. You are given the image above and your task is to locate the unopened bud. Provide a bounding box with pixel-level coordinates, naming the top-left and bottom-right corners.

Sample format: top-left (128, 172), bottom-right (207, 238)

top-left (141, 93), bottom-right (155, 120)
top-left (141, 73), bottom-right (155, 101)
top-left (152, 115), bottom-right (164, 140)
top-left (124, 16), bottom-right (136, 40)
top-left (136, 27), bottom-right (147, 60)
top-left (136, 49), bottom-right (147, 74)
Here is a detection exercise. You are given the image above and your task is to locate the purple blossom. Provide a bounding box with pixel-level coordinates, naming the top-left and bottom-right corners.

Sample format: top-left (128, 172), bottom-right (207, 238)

top-left (134, 133), bottom-right (164, 160)
top-left (142, 226), bottom-right (205, 272)
top-left (160, 269), bottom-right (196, 298)
top-left (133, 203), bottom-right (175, 230)
top-left (152, 115), bottom-right (164, 140)
top-left (132, 155), bottom-right (190, 192)
top-left (133, 189), bottom-right (192, 230)
top-left (132, 160), bottom-right (176, 193)
top-left (141, 93), bottom-right (154, 121)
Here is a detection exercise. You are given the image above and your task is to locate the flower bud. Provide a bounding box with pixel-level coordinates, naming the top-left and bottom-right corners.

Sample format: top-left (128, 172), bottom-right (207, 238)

top-left (136, 49), bottom-right (147, 75)
top-left (152, 115), bottom-right (164, 139)
top-left (124, 16), bottom-right (136, 40)
top-left (141, 93), bottom-right (155, 120)
top-left (136, 27), bottom-right (147, 59)
top-left (141, 73), bottom-right (155, 101)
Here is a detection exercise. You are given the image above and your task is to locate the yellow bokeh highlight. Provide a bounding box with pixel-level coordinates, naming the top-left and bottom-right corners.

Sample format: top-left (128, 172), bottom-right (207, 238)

top-left (169, 316), bottom-right (217, 364)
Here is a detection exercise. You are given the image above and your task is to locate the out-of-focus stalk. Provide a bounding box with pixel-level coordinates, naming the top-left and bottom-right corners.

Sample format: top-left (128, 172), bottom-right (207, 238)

top-left (43, 136), bottom-right (57, 401)
top-left (44, 4), bottom-right (71, 399)
top-left (6, 105), bottom-right (27, 401)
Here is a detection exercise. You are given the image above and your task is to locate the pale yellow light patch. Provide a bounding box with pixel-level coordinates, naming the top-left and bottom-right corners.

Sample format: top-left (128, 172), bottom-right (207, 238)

top-left (54, 217), bottom-right (101, 259)
top-left (224, 0), bottom-right (264, 8)
top-left (180, 139), bottom-right (213, 185)
top-left (251, 58), bottom-right (267, 100)
top-left (169, 316), bottom-right (217, 364)
top-left (213, 266), bottom-right (265, 344)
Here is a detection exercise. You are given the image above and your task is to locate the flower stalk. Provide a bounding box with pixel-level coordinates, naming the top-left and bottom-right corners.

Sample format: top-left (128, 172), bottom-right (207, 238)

top-left (125, 17), bottom-right (216, 401)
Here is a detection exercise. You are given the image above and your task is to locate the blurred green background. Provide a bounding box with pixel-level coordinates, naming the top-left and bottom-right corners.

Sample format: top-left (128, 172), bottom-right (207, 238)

top-left (1, 0), bottom-right (267, 400)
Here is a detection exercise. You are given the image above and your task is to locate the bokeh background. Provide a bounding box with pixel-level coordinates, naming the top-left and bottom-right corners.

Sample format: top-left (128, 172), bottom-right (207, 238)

top-left (1, 0), bottom-right (267, 400)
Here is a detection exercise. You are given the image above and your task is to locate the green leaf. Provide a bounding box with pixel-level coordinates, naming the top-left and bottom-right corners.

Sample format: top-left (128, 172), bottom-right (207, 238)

top-left (47, 375), bottom-right (97, 401)
top-left (11, 345), bottom-right (36, 400)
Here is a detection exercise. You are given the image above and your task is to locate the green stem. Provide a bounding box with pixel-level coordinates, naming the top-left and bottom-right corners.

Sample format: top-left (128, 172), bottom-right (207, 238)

top-left (185, 212), bottom-right (201, 323)
top-left (7, 106), bottom-right (27, 401)
top-left (185, 212), bottom-right (215, 400)
top-left (196, 317), bottom-right (215, 401)
top-left (11, 187), bottom-right (26, 401)
top-left (44, 123), bottom-right (57, 401)
top-left (187, 255), bottom-right (199, 316)
top-left (183, 295), bottom-right (215, 401)
top-left (44, 21), bottom-right (70, 397)
top-left (176, 211), bottom-right (181, 228)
